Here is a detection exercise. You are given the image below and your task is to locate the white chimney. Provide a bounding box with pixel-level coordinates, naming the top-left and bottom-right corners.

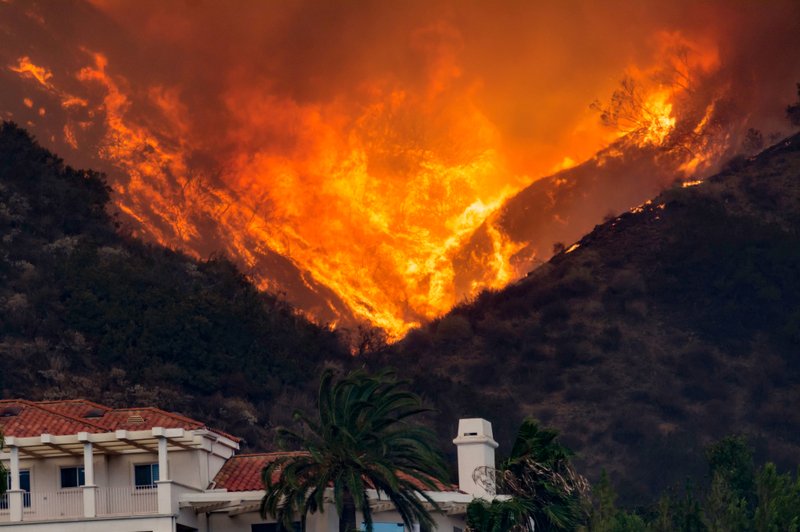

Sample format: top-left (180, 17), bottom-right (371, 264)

top-left (452, 418), bottom-right (498, 498)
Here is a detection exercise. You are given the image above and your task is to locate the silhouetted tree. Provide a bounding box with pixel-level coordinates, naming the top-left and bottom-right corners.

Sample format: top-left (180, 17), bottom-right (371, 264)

top-left (742, 128), bottom-right (764, 154)
top-left (787, 83), bottom-right (800, 126)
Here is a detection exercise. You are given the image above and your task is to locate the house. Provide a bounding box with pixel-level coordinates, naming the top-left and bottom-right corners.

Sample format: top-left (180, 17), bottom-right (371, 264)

top-left (0, 400), bottom-right (499, 531)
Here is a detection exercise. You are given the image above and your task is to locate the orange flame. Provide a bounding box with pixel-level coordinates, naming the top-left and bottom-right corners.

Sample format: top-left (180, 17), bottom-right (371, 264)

top-left (9, 56), bottom-right (54, 90)
top-left (8, 30), bottom-right (728, 339)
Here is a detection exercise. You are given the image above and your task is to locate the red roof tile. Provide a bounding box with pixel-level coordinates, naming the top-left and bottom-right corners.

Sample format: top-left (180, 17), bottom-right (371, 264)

top-left (35, 399), bottom-right (111, 419)
top-left (212, 452), bottom-right (295, 492)
top-left (212, 452), bottom-right (456, 492)
top-left (0, 399), bottom-right (238, 442)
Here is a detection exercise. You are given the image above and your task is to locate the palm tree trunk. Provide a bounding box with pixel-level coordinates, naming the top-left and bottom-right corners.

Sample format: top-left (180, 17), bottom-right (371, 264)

top-left (339, 490), bottom-right (358, 532)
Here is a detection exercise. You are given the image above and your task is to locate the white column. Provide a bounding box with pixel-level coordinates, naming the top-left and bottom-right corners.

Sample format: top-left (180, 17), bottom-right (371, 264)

top-left (8, 446), bottom-right (22, 522)
top-left (83, 442), bottom-right (95, 485)
top-left (82, 441), bottom-right (97, 517)
top-left (155, 435), bottom-right (173, 514)
top-left (9, 446), bottom-right (19, 490)
top-left (157, 436), bottom-right (169, 481)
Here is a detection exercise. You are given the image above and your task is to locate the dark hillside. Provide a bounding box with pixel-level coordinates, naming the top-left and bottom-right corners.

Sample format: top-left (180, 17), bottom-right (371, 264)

top-left (4, 119), bottom-right (800, 501)
top-left (0, 122), bottom-right (349, 447)
top-left (381, 134), bottom-right (800, 503)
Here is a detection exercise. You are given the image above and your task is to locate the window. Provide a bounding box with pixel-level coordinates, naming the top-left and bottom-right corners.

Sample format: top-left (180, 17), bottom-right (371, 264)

top-left (251, 524), bottom-right (301, 532)
top-left (60, 466), bottom-right (85, 489)
top-left (1, 470), bottom-right (31, 507)
top-left (134, 463), bottom-right (159, 489)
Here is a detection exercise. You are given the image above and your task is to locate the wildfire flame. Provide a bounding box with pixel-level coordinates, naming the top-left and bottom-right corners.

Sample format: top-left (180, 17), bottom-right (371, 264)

top-left (4, 1), bottom-right (796, 339)
top-left (4, 47), bottom-right (712, 338)
top-left (9, 56), bottom-right (54, 90)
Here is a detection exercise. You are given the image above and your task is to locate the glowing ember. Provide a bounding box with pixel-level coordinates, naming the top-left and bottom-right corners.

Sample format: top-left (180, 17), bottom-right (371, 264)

top-left (639, 91), bottom-right (676, 146)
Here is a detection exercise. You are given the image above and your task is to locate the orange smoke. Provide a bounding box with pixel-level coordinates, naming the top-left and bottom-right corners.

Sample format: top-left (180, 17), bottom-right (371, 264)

top-left (3, 0), bottom-right (799, 339)
top-left (17, 46), bottom-right (686, 337)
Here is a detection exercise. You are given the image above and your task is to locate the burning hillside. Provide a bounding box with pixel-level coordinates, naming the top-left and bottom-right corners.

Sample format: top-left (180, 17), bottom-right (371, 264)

top-left (1, 0), bottom-right (798, 338)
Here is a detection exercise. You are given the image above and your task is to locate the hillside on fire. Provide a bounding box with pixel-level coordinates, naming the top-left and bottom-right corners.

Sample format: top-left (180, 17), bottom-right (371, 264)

top-left (0, 122), bottom-right (349, 445)
top-left (377, 132), bottom-right (800, 503)
top-left (4, 116), bottom-right (800, 504)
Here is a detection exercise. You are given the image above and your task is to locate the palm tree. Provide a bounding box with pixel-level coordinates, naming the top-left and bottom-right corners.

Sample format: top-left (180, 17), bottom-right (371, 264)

top-left (467, 419), bottom-right (589, 532)
top-left (466, 497), bottom-right (536, 532)
top-left (260, 369), bottom-right (449, 532)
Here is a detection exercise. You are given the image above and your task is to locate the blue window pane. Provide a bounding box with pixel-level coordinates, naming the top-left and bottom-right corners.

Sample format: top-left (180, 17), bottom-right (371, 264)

top-left (3, 470), bottom-right (32, 507)
top-left (134, 464), bottom-right (158, 488)
top-left (19, 470), bottom-right (30, 492)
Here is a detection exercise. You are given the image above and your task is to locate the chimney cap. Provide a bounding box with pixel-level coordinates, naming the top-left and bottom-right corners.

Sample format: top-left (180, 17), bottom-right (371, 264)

top-left (453, 418), bottom-right (498, 448)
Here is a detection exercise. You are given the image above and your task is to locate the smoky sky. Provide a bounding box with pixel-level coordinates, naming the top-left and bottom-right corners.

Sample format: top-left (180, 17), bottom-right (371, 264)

top-left (76, 0), bottom-right (800, 165)
top-left (6, 0), bottom-right (799, 175)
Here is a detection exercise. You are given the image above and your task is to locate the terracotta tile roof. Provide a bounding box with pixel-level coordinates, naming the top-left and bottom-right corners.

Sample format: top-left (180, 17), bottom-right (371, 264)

top-left (100, 408), bottom-right (205, 432)
top-left (0, 399), bottom-right (238, 442)
top-left (0, 400), bottom-right (108, 437)
top-left (212, 452), bottom-right (295, 491)
top-left (212, 452), bottom-right (456, 493)
top-left (34, 399), bottom-right (111, 419)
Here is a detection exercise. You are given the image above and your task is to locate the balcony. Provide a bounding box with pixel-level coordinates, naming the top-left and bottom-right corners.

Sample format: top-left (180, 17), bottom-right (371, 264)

top-left (0, 487), bottom-right (158, 522)
top-left (96, 486), bottom-right (158, 516)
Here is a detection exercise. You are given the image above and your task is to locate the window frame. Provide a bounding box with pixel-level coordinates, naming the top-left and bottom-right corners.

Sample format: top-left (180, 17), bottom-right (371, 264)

top-left (133, 462), bottom-right (160, 490)
top-left (59, 466), bottom-right (85, 490)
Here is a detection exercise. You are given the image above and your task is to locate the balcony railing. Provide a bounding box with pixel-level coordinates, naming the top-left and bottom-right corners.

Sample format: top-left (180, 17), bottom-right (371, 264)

top-left (96, 486), bottom-right (158, 516)
top-left (24, 490), bottom-right (83, 521)
top-left (0, 486), bottom-right (159, 522)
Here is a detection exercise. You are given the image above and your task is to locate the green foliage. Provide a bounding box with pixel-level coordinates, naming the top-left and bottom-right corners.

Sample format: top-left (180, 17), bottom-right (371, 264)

top-left (260, 369), bottom-right (448, 532)
top-left (588, 470), bottom-right (647, 532)
top-left (466, 498), bottom-right (535, 532)
top-left (503, 419), bottom-right (590, 531)
top-left (705, 436), bottom-right (756, 512)
top-left (467, 419), bottom-right (589, 532)
top-left (703, 472), bottom-right (749, 532)
top-left (584, 436), bottom-right (800, 532)
top-left (753, 463), bottom-right (800, 532)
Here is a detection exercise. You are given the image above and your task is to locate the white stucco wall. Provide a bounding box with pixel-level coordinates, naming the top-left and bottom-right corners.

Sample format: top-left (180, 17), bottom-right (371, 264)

top-left (0, 515), bottom-right (175, 531)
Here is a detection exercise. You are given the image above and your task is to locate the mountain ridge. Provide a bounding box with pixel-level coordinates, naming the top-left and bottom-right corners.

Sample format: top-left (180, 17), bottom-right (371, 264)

top-left (378, 132), bottom-right (800, 503)
top-left (3, 119), bottom-right (800, 504)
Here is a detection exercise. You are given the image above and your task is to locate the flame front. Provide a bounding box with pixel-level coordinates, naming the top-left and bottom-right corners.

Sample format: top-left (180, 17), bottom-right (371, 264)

top-left (31, 49), bottom-right (532, 335)
top-left (0, 42), bottom-right (723, 338)
top-left (4, 1), bottom-right (797, 339)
